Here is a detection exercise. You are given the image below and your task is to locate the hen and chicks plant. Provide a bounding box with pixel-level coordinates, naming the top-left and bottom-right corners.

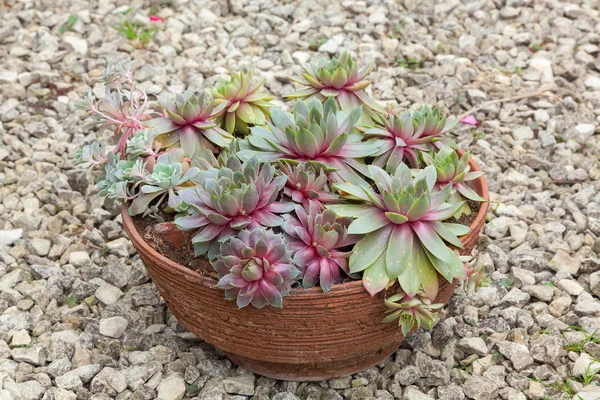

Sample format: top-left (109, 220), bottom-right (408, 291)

top-left (146, 90), bottom-right (233, 155)
top-left (212, 69), bottom-right (273, 135)
top-left (282, 202), bottom-right (356, 292)
top-left (285, 51), bottom-right (384, 124)
top-left (76, 54), bottom-right (486, 332)
top-left (329, 164), bottom-right (468, 299)
top-left (213, 228), bottom-right (299, 309)
top-left (238, 97), bottom-right (383, 186)
top-left (174, 154), bottom-right (293, 259)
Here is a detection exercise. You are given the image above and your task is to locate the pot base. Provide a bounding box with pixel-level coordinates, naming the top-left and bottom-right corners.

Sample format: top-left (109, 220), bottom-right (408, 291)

top-left (224, 342), bottom-right (400, 381)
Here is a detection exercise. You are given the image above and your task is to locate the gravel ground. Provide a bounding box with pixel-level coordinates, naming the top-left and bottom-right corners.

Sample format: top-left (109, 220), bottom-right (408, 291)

top-left (1, 0), bottom-right (600, 399)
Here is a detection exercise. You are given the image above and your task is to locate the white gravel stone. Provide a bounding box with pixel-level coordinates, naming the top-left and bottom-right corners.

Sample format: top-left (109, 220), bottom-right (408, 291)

top-left (68, 251), bottom-right (91, 267)
top-left (63, 35), bottom-right (88, 55)
top-left (548, 250), bottom-right (580, 275)
top-left (318, 40), bottom-right (338, 55)
top-left (584, 76), bottom-right (600, 90)
top-left (528, 58), bottom-right (554, 83)
top-left (55, 372), bottom-right (83, 390)
top-left (590, 271), bottom-right (600, 297)
top-left (573, 353), bottom-right (600, 377)
top-left (105, 238), bottom-right (130, 257)
top-left (0, 270), bottom-right (26, 291)
top-left (496, 341), bottom-right (534, 371)
top-left (99, 316), bottom-right (128, 338)
top-left (157, 376), bottom-right (186, 400)
top-left (0, 229), bottom-right (22, 246)
top-left (3, 381), bottom-right (45, 400)
top-left (573, 386), bottom-right (600, 400)
top-left (29, 238), bottom-right (51, 256)
top-left (292, 19), bottom-right (312, 33)
top-left (557, 279), bottom-right (584, 296)
top-left (10, 329), bottom-right (30, 347)
top-left (575, 123), bottom-right (596, 139)
top-left (457, 337), bottom-right (488, 356)
top-left (0, 69), bottom-right (18, 83)
top-left (95, 284), bottom-right (122, 305)
top-left (10, 344), bottom-right (46, 366)
top-left (368, 12), bottom-right (386, 24)
top-left (292, 51), bottom-right (310, 64)
top-left (54, 389), bottom-right (77, 400)
top-left (512, 126), bottom-right (534, 141)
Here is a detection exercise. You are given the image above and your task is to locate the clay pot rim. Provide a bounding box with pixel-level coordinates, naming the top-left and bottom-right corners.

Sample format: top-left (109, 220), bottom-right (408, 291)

top-left (121, 149), bottom-right (489, 296)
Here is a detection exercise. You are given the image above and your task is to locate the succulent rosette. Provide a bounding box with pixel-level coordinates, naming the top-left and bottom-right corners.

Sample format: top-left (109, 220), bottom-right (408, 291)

top-left (411, 106), bottom-right (458, 149)
top-left (125, 129), bottom-right (161, 171)
top-left (76, 61), bottom-right (151, 156)
top-left (422, 148), bottom-right (485, 218)
top-left (129, 148), bottom-right (200, 215)
top-left (282, 203), bottom-right (357, 292)
top-left (174, 156), bottom-right (293, 259)
top-left (212, 69), bottom-right (273, 135)
top-left (145, 90), bottom-right (233, 156)
top-left (284, 51), bottom-right (384, 124)
top-left (461, 254), bottom-right (488, 294)
top-left (278, 160), bottom-right (339, 209)
top-left (328, 164), bottom-right (469, 298)
top-left (238, 97), bottom-right (383, 186)
top-left (212, 228), bottom-right (300, 308)
top-left (95, 153), bottom-right (145, 202)
top-left (383, 290), bottom-right (444, 335)
top-left (364, 110), bottom-right (434, 170)
top-left (74, 142), bottom-right (109, 169)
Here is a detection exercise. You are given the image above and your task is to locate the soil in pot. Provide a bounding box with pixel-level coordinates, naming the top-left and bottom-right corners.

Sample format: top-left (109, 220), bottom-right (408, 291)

top-left (132, 213), bottom-right (214, 278)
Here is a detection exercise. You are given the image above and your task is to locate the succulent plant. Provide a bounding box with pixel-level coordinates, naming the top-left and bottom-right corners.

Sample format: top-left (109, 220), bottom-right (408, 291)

top-left (364, 110), bottom-right (435, 170)
top-left (125, 129), bottom-right (161, 171)
top-left (422, 148), bottom-right (485, 218)
top-left (278, 160), bottom-right (339, 209)
top-left (74, 142), bottom-right (109, 169)
top-left (462, 255), bottom-right (488, 294)
top-left (282, 203), bottom-right (357, 292)
top-left (212, 228), bottom-right (300, 308)
top-left (129, 148), bottom-right (200, 215)
top-left (411, 106), bottom-right (458, 149)
top-left (126, 129), bottom-right (158, 158)
top-left (383, 289), bottom-right (444, 335)
top-left (145, 90), bottom-right (233, 156)
top-left (126, 129), bottom-right (220, 174)
top-left (96, 153), bottom-right (145, 202)
top-left (175, 156), bottom-right (293, 259)
top-left (284, 51), bottom-right (384, 124)
top-left (328, 164), bottom-right (469, 298)
top-left (75, 141), bottom-right (144, 203)
top-left (76, 61), bottom-right (151, 155)
top-left (75, 58), bottom-right (486, 319)
top-left (238, 97), bottom-right (383, 185)
top-left (211, 69), bottom-right (273, 135)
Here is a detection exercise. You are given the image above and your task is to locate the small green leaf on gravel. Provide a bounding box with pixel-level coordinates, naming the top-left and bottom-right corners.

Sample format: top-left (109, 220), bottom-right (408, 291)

top-left (500, 278), bottom-right (512, 288)
top-left (66, 296), bottom-right (78, 308)
top-left (187, 384), bottom-right (199, 394)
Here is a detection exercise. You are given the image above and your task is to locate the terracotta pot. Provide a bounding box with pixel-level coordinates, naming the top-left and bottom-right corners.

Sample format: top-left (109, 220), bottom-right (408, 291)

top-left (121, 151), bottom-right (489, 381)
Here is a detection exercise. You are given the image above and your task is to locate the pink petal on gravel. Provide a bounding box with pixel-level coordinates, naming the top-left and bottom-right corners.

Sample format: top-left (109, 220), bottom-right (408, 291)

top-left (459, 116), bottom-right (479, 126)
